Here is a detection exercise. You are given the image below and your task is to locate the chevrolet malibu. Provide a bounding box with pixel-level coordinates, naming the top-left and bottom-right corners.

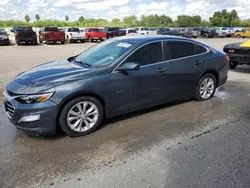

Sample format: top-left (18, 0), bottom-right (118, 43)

top-left (4, 36), bottom-right (229, 137)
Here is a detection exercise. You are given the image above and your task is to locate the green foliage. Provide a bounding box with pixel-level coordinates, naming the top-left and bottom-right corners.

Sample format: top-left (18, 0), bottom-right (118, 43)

top-left (35, 14), bottom-right (40, 21)
top-left (176, 15), bottom-right (201, 27)
top-left (78, 16), bottom-right (84, 23)
top-left (24, 15), bottom-right (30, 23)
top-left (139, 14), bottom-right (173, 27)
top-left (209, 9), bottom-right (241, 27)
top-left (65, 15), bottom-right (69, 22)
top-left (241, 19), bottom-right (250, 27)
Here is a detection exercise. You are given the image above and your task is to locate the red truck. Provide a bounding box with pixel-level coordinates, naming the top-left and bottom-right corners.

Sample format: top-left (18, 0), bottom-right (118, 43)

top-left (39, 27), bottom-right (65, 44)
top-left (85, 28), bottom-right (107, 42)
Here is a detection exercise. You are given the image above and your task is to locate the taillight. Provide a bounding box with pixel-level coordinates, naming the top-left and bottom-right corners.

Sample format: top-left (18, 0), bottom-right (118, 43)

top-left (15, 32), bottom-right (19, 37)
top-left (157, 31), bottom-right (160, 34)
top-left (229, 49), bottom-right (235, 53)
top-left (224, 55), bottom-right (230, 62)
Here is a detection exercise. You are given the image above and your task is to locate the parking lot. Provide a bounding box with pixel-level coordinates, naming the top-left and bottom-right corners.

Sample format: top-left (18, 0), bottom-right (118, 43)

top-left (1, 38), bottom-right (250, 188)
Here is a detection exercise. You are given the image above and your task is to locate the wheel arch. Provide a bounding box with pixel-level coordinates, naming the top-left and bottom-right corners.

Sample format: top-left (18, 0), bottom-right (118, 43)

top-left (199, 69), bottom-right (219, 87)
top-left (56, 92), bottom-right (106, 126)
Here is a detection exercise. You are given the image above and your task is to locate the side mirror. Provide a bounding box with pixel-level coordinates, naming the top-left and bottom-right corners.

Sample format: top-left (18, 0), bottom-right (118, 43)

top-left (10, 29), bottom-right (14, 33)
top-left (118, 62), bottom-right (140, 72)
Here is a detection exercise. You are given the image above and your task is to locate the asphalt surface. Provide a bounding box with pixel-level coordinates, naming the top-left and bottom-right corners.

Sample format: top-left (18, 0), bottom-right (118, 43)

top-left (0, 38), bottom-right (250, 188)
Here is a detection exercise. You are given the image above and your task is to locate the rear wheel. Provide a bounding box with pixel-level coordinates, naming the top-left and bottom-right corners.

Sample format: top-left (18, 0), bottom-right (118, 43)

top-left (236, 34), bottom-right (241, 38)
top-left (81, 39), bottom-right (85, 43)
top-left (88, 37), bottom-right (92, 43)
top-left (46, 39), bottom-right (50, 45)
top-left (61, 40), bottom-right (65, 44)
top-left (193, 73), bottom-right (216, 101)
top-left (230, 61), bottom-right (238, 69)
top-left (16, 41), bottom-right (21, 46)
top-left (59, 96), bottom-right (104, 137)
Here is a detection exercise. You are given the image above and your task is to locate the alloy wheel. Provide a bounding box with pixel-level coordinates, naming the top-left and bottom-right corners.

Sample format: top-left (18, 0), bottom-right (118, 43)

top-left (67, 101), bottom-right (99, 132)
top-left (199, 78), bottom-right (215, 99)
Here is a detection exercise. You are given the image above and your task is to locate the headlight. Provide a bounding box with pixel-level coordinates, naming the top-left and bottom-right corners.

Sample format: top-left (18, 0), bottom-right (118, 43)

top-left (16, 93), bottom-right (54, 104)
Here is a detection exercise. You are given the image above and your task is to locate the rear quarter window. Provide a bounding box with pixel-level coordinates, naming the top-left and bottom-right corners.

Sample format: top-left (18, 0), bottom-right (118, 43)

top-left (164, 41), bottom-right (207, 60)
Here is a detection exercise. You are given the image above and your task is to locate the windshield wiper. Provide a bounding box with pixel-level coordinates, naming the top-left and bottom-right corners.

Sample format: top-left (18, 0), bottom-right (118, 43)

top-left (73, 59), bottom-right (91, 68)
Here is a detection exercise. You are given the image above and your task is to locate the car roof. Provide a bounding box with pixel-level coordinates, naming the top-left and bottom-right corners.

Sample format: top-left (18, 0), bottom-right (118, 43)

top-left (110, 35), bottom-right (192, 44)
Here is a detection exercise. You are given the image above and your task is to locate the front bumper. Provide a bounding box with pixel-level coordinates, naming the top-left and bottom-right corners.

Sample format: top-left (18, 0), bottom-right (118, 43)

top-left (227, 53), bottom-right (250, 65)
top-left (3, 91), bottom-right (59, 135)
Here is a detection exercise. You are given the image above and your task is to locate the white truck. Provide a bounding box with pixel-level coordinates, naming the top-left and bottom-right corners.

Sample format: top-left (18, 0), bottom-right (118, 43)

top-left (64, 27), bottom-right (86, 43)
top-left (135, 27), bottom-right (149, 35)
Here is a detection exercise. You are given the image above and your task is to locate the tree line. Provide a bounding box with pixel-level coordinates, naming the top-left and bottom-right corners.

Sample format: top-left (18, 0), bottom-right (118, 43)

top-left (1, 9), bottom-right (250, 28)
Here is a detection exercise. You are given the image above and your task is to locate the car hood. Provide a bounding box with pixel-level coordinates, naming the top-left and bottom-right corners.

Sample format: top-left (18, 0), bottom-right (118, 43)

top-left (15, 60), bottom-right (96, 86)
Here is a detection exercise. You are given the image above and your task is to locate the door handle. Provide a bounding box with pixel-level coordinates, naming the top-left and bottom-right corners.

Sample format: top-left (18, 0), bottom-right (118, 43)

top-left (157, 68), bottom-right (167, 73)
top-left (194, 60), bottom-right (204, 66)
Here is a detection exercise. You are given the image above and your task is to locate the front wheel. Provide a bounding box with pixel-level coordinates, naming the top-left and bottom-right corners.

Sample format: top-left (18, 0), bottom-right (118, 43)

top-left (193, 73), bottom-right (216, 101)
top-left (59, 96), bottom-right (104, 137)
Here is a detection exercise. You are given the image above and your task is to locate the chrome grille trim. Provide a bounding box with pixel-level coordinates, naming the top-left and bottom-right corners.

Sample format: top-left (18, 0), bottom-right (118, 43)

top-left (4, 99), bottom-right (15, 119)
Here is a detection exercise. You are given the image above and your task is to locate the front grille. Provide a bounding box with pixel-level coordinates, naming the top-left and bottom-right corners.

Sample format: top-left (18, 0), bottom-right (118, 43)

top-left (4, 100), bottom-right (15, 118)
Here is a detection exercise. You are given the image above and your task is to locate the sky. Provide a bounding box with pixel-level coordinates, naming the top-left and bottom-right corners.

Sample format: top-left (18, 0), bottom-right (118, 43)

top-left (0, 0), bottom-right (250, 21)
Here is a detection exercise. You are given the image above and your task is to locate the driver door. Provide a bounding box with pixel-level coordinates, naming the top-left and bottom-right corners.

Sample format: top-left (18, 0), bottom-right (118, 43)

top-left (105, 41), bottom-right (168, 115)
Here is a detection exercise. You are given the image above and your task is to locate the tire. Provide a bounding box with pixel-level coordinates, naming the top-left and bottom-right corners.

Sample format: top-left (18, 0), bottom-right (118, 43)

top-left (215, 33), bottom-right (219, 38)
top-left (46, 39), bottom-right (50, 45)
top-left (193, 73), bottom-right (217, 101)
top-left (33, 40), bottom-right (38, 45)
top-left (61, 40), bottom-right (65, 44)
top-left (89, 37), bottom-right (92, 43)
top-left (236, 34), bottom-right (241, 38)
top-left (229, 61), bottom-right (238, 69)
top-left (59, 96), bottom-right (104, 137)
top-left (16, 41), bottom-right (21, 46)
top-left (81, 39), bottom-right (85, 43)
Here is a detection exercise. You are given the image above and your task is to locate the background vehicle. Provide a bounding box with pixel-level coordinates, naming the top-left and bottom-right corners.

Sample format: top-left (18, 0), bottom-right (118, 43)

top-left (65, 27), bottom-right (85, 43)
top-left (156, 28), bottom-right (178, 36)
top-left (0, 28), bottom-right (10, 45)
top-left (224, 40), bottom-right (250, 69)
top-left (11, 26), bottom-right (37, 45)
top-left (85, 28), bottom-right (107, 42)
top-left (121, 28), bottom-right (137, 36)
top-left (148, 28), bottom-right (158, 35)
top-left (234, 29), bottom-right (250, 38)
top-left (221, 27), bottom-right (234, 37)
top-left (103, 27), bottom-right (126, 38)
top-left (135, 27), bottom-right (149, 35)
top-left (4, 36), bottom-right (229, 137)
top-left (39, 27), bottom-right (65, 44)
top-left (182, 28), bottom-right (200, 38)
top-left (215, 27), bottom-right (227, 38)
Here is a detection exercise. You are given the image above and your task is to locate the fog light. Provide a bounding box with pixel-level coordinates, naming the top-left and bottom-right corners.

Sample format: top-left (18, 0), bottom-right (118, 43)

top-left (18, 115), bottom-right (40, 123)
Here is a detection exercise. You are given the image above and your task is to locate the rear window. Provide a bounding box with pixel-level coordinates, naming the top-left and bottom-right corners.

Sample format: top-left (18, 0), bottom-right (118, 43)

top-left (16, 27), bottom-right (33, 31)
top-left (68, 28), bottom-right (79, 32)
top-left (128, 29), bottom-right (136, 33)
top-left (44, 27), bottom-right (59, 32)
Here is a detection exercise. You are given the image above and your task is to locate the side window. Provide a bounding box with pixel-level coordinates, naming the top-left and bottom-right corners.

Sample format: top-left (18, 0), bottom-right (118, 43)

top-left (125, 42), bottom-right (162, 66)
top-left (164, 41), bottom-right (195, 60)
top-left (193, 43), bottom-right (207, 54)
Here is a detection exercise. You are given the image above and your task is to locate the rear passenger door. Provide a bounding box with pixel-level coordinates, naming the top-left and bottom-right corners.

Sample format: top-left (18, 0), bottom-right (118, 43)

top-left (163, 40), bottom-right (208, 99)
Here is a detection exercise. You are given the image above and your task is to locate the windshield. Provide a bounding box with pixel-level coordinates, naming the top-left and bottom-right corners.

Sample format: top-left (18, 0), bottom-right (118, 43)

top-left (0, 31), bottom-right (7, 35)
top-left (128, 29), bottom-right (136, 33)
top-left (75, 40), bottom-right (137, 67)
top-left (68, 28), bottom-right (79, 32)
